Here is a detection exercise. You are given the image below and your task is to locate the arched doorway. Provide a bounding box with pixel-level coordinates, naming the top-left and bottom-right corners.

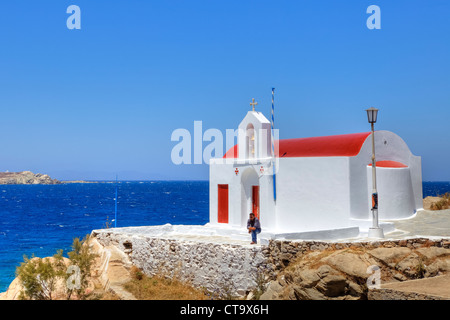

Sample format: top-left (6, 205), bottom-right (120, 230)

top-left (240, 167), bottom-right (260, 227)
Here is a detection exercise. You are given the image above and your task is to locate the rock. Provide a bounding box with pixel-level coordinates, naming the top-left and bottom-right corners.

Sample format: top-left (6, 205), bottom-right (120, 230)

top-left (265, 242), bottom-right (450, 300)
top-left (278, 275), bottom-right (287, 286)
top-left (317, 264), bottom-right (334, 278)
top-left (416, 247), bottom-right (450, 260)
top-left (425, 259), bottom-right (450, 277)
top-left (316, 274), bottom-right (348, 297)
top-left (399, 240), bottom-right (408, 247)
top-left (348, 280), bottom-right (364, 296)
top-left (273, 249), bottom-right (375, 300)
top-left (323, 251), bottom-right (377, 278)
top-left (394, 273), bottom-right (408, 281)
top-left (293, 287), bottom-right (327, 300)
top-left (395, 253), bottom-right (422, 277)
top-left (368, 247), bottom-right (412, 267)
top-left (423, 196), bottom-right (446, 210)
top-left (0, 278), bottom-right (23, 300)
top-left (259, 280), bottom-right (283, 300)
top-left (297, 269), bottom-right (320, 288)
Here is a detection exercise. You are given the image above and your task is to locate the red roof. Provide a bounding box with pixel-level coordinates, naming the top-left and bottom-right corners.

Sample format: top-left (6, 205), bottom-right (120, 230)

top-left (369, 161), bottom-right (408, 168)
top-left (223, 132), bottom-right (372, 158)
top-left (223, 144), bottom-right (239, 159)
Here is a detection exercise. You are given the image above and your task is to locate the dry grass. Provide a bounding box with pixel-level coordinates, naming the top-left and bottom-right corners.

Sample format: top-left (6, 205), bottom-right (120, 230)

top-left (98, 291), bottom-right (121, 300)
top-left (430, 193), bottom-right (450, 210)
top-left (90, 281), bottom-right (121, 300)
top-left (123, 266), bottom-right (208, 300)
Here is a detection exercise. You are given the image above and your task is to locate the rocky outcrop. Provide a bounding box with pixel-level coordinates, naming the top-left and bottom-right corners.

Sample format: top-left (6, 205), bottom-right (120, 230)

top-left (0, 256), bottom-right (71, 300)
top-left (0, 239), bottom-right (133, 300)
top-left (0, 171), bottom-right (61, 185)
top-left (260, 245), bottom-right (450, 300)
top-left (424, 195), bottom-right (450, 210)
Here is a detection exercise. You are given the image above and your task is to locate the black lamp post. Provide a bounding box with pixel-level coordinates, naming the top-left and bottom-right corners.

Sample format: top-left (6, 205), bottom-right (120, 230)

top-left (365, 107), bottom-right (384, 238)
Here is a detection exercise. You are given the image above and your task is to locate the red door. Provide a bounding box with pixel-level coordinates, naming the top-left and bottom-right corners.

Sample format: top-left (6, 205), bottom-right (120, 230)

top-left (218, 184), bottom-right (229, 223)
top-left (252, 185), bottom-right (260, 219)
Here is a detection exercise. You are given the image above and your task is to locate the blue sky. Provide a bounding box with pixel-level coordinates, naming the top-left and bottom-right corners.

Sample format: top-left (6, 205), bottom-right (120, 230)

top-left (0, 1), bottom-right (449, 181)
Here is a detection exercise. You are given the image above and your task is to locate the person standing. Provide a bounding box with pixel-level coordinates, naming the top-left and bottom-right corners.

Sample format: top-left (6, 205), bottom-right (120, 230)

top-left (247, 213), bottom-right (261, 244)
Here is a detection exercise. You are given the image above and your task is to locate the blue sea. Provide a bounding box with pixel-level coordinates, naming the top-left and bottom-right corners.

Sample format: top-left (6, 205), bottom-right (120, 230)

top-left (0, 181), bottom-right (209, 292)
top-left (0, 180), bottom-right (449, 292)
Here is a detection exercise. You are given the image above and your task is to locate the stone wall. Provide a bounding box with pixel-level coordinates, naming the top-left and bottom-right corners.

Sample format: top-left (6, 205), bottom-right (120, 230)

top-left (93, 230), bottom-right (272, 297)
top-left (92, 228), bottom-right (450, 298)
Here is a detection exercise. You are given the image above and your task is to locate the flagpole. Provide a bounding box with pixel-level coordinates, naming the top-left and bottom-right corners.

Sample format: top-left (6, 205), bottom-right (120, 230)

top-left (114, 174), bottom-right (118, 228)
top-left (271, 88), bottom-right (277, 201)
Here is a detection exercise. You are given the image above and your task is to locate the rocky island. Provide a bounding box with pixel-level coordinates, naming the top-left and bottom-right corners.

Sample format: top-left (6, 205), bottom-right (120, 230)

top-left (0, 171), bottom-right (94, 185)
top-left (0, 171), bottom-right (61, 185)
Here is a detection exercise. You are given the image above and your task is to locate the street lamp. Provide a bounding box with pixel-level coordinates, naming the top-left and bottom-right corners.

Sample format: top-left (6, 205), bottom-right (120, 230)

top-left (365, 107), bottom-right (384, 239)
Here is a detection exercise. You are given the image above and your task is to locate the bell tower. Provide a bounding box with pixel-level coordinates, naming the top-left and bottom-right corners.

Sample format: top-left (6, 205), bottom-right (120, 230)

top-left (238, 98), bottom-right (272, 161)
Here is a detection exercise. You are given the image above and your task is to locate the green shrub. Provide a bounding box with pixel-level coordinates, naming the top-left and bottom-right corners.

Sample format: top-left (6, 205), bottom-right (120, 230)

top-left (15, 235), bottom-right (97, 300)
top-left (430, 193), bottom-right (450, 210)
top-left (16, 251), bottom-right (66, 300)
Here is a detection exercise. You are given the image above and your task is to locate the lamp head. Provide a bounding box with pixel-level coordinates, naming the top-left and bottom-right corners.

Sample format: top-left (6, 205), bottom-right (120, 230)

top-left (365, 107), bottom-right (379, 124)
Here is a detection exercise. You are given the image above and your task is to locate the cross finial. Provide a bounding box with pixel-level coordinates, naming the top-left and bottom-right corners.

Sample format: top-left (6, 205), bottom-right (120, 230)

top-left (250, 98), bottom-right (258, 111)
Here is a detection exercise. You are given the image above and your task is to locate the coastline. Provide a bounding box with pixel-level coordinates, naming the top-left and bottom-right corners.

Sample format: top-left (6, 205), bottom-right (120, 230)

top-left (0, 189), bottom-right (450, 298)
top-left (2, 221), bottom-right (450, 300)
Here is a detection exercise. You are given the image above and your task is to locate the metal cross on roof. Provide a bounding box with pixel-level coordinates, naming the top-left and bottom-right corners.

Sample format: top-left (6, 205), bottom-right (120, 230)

top-left (250, 98), bottom-right (258, 111)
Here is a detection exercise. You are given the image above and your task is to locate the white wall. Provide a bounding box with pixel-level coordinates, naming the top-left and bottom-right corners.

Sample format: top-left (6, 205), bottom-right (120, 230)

top-left (209, 158), bottom-right (276, 231)
top-left (210, 130), bottom-right (422, 234)
top-left (350, 130), bottom-right (422, 220)
top-left (408, 155), bottom-right (423, 210)
top-left (209, 160), bottom-right (234, 226)
top-left (275, 157), bottom-right (351, 233)
top-left (240, 168), bottom-right (259, 226)
top-left (366, 166), bottom-right (416, 219)
top-left (238, 111), bottom-right (272, 160)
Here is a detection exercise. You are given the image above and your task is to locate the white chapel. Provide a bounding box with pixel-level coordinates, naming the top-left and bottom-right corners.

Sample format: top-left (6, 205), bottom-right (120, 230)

top-left (208, 102), bottom-right (423, 239)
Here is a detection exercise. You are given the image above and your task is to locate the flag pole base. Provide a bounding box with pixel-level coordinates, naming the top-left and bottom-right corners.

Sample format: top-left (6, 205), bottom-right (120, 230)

top-left (368, 227), bottom-right (384, 239)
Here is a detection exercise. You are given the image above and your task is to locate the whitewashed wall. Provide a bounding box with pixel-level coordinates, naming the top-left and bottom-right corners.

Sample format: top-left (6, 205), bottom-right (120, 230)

top-left (210, 130), bottom-right (422, 234)
top-left (238, 111), bottom-right (272, 160)
top-left (351, 130), bottom-right (423, 220)
top-left (209, 158), bottom-right (276, 231)
top-left (367, 166), bottom-right (416, 219)
top-left (275, 157), bottom-right (351, 233)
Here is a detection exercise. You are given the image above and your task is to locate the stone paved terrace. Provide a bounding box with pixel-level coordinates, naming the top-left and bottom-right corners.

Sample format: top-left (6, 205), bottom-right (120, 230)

top-left (385, 209), bottom-right (450, 238)
top-left (95, 209), bottom-right (450, 245)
